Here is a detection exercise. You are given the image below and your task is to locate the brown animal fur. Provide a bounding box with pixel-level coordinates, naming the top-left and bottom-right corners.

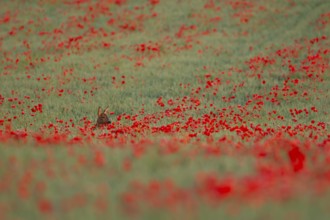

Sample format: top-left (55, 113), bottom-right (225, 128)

top-left (95, 106), bottom-right (111, 128)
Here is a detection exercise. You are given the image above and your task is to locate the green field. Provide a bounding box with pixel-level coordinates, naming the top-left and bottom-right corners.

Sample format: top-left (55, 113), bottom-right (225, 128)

top-left (0, 0), bottom-right (329, 219)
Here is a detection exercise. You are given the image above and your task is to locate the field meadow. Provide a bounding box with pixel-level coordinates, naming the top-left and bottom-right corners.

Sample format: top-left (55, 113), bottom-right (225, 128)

top-left (0, 0), bottom-right (330, 219)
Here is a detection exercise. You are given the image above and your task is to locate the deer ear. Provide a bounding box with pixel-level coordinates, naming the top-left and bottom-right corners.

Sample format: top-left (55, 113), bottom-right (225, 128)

top-left (98, 107), bottom-right (102, 116)
top-left (104, 106), bottom-right (109, 114)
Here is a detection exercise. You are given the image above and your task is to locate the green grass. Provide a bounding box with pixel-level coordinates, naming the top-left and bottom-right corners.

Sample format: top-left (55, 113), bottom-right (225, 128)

top-left (0, 0), bottom-right (329, 219)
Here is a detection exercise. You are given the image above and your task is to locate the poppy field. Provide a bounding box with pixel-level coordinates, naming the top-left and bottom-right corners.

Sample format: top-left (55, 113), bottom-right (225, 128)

top-left (0, 0), bottom-right (329, 219)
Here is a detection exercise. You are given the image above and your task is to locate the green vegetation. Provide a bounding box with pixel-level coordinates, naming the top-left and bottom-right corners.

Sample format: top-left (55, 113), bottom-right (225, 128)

top-left (0, 0), bottom-right (329, 219)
